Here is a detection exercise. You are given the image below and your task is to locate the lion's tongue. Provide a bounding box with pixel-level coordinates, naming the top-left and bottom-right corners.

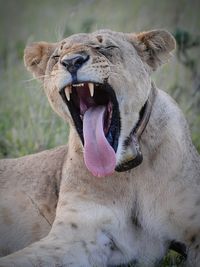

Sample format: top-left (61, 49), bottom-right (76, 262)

top-left (83, 106), bottom-right (116, 177)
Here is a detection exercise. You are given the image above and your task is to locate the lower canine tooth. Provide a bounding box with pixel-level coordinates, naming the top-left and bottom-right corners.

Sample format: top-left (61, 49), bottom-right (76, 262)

top-left (64, 86), bottom-right (71, 101)
top-left (88, 83), bottom-right (94, 97)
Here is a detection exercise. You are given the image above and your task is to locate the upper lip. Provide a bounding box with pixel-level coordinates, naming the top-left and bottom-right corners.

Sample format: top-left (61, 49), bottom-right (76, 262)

top-left (59, 81), bottom-right (121, 152)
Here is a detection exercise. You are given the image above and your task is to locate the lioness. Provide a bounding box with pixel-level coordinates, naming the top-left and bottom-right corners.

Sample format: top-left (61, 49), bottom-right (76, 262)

top-left (0, 29), bottom-right (199, 267)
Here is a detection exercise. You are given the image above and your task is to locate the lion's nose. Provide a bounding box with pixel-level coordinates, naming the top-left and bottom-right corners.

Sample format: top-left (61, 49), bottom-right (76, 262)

top-left (61, 53), bottom-right (89, 74)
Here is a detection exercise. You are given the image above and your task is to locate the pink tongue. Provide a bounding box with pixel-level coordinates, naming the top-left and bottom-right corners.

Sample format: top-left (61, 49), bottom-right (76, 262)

top-left (83, 106), bottom-right (116, 177)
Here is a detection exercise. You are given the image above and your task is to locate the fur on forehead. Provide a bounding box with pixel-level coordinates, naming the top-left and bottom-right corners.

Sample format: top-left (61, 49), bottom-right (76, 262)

top-left (60, 29), bottom-right (125, 47)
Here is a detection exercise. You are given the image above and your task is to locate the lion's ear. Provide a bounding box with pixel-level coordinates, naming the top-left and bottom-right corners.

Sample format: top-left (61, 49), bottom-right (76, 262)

top-left (130, 30), bottom-right (176, 70)
top-left (24, 42), bottom-right (57, 80)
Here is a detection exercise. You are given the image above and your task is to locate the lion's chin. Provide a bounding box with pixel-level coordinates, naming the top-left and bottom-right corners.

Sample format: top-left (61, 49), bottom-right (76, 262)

top-left (59, 82), bottom-right (121, 177)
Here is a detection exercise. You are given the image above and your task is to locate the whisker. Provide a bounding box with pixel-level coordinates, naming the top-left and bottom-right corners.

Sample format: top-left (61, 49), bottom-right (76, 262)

top-left (108, 71), bottom-right (119, 77)
top-left (22, 75), bottom-right (50, 83)
top-left (22, 72), bottom-right (66, 83)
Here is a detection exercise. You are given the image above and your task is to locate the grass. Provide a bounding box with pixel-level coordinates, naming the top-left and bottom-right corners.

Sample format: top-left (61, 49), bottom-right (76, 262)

top-left (0, 1), bottom-right (200, 266)
top-left (0, 65), bottom-right (68, 158)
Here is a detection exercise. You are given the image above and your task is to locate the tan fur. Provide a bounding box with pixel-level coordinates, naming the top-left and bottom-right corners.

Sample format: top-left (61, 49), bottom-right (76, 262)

top-left (0, 29), bottom-right (199, 267)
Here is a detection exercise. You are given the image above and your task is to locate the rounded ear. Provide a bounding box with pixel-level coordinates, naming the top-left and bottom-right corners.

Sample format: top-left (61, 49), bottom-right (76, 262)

top-left (128, 29), bottom-right (176, 70)
top-left (24, 42), bottom-right (58, 80)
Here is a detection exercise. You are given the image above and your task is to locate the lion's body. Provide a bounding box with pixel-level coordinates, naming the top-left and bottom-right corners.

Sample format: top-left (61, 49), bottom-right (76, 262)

top-left (0, 29), bottom-right (199, 267)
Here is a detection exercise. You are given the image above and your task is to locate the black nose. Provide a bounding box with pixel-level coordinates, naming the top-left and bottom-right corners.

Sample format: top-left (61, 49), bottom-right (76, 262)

top-left (61, 53), bottom-right (89, 74)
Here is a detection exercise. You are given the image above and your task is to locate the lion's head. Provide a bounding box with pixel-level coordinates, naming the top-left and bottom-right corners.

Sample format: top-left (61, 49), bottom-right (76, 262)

top-left (24, 29), bottom-right (175, 177)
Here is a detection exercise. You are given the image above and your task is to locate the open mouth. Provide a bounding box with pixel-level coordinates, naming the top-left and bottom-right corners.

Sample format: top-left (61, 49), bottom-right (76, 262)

top-left (59, 82), bottom-right (120, 177)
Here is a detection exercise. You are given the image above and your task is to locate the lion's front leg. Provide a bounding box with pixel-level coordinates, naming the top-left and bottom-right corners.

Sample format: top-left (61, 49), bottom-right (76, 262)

top-left (0, 231), bottom-right (113, 267)
top-left (0, 197), bottom-right (118, 267)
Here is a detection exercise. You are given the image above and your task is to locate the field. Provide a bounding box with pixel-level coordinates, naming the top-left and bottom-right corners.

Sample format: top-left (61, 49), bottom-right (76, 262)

top-left (0, 0), bottom-right (200, 266)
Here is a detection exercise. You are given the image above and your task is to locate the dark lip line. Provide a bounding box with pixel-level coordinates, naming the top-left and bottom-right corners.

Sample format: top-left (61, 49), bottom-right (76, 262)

top-left (59, 81), bottom-right (121, 152)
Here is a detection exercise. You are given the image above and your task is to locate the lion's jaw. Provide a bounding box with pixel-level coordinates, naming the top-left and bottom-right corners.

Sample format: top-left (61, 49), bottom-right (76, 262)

top-left (24, 29), bottom-right (175, 177)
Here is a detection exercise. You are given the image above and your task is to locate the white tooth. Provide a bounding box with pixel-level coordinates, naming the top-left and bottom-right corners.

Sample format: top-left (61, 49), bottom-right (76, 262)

top-left (74, 83), bottom-right (84, 87)
top-left (88, 83), bottom-right (94, 97)
top-left (65, 86), bottom-right (70, 101)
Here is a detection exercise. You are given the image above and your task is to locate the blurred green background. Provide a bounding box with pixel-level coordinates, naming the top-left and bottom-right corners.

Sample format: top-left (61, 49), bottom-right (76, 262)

top-left (0, 0), bottom-right (199, 265)
top-left (0, 0), bottom-right (200, 159)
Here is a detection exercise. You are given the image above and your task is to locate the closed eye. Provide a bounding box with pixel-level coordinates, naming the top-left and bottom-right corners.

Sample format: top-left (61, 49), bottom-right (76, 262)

top-left (52, 54), bottom-right (60, 61)
top-left (94, 45), bottom-right (120, 60)
top-left (96, 45), bottom-right (119, 51)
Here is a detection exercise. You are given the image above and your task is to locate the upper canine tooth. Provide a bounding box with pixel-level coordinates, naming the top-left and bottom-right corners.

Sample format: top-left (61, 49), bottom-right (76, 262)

top-left (64, 86), bottom-right (71, 101)
top-left (88, 83), bottom-right (94, 97)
